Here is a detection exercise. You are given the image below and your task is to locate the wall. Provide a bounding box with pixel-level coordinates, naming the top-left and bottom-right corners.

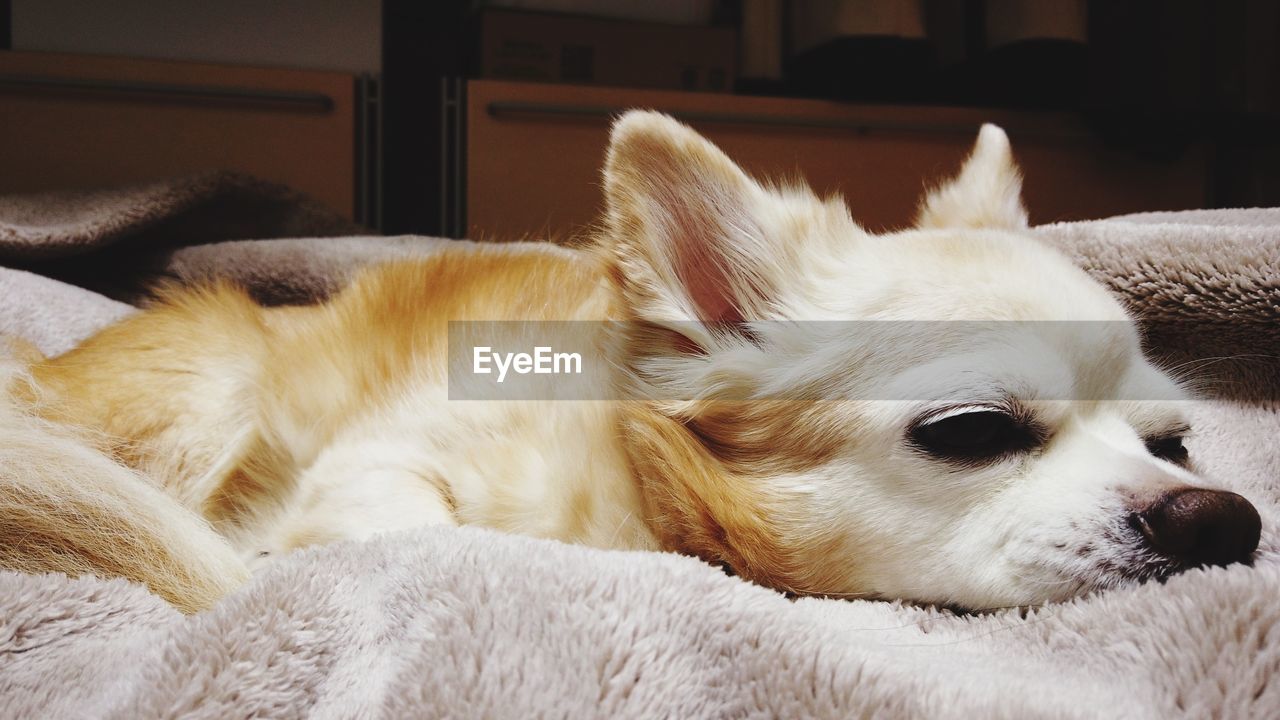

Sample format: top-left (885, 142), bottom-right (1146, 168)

top-left (11, 0), bottom-right (380, 73)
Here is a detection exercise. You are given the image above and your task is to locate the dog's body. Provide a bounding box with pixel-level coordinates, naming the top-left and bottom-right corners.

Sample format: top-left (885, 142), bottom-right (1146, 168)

top-left (1, 112), bottom-right (1260, 612)
top-left (34, 245), bottom-right (658, 559)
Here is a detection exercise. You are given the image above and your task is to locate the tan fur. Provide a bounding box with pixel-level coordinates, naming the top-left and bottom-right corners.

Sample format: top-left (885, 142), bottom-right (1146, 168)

top-left (622, 404), bottom-right (850, 595)
top-left (1, 113), bottom-right (1231, 611)
top-left (1, 362), bottom-right (247, 612)
top-left (19, 244), bottom-right (625, 609)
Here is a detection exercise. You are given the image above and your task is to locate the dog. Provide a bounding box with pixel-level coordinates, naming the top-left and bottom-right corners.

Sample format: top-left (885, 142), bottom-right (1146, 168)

top-left (0, 111), bottom-right (1260, 613)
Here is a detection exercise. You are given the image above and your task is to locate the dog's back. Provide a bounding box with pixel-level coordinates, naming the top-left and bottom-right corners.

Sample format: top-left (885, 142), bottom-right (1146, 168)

top-left (3, 241), bottom-right (617, 610)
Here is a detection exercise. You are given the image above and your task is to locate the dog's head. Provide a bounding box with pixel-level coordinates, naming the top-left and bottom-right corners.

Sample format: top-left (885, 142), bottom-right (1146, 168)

top-left (602, 111), bottom-right (1260, 609)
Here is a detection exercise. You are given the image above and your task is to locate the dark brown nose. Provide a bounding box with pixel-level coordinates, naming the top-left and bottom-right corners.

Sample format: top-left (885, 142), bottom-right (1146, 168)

top-left (1135, 488), bottom-right (1261, 568)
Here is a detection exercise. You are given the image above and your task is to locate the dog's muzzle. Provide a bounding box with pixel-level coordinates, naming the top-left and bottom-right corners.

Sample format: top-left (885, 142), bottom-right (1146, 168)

top-left (1131, 488), bottom-right (1262, 570)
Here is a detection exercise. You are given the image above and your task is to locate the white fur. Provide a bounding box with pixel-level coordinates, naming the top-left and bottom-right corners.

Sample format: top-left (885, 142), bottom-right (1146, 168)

top-left (601, 114), bottom-right (1219, 608)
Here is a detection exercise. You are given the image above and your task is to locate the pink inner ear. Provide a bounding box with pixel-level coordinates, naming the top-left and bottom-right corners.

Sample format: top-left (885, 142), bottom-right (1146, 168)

top-left (667, 198), bottom-right (746, 326)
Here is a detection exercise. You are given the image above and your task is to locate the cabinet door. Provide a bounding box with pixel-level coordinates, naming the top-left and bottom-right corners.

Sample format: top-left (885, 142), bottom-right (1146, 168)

top-left (0, 51), bottom-right (356, 219)
top-left (466, 79), bottom-right (1208, 241)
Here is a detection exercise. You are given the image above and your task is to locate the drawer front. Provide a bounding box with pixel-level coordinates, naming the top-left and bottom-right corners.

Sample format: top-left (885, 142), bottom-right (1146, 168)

top-left (0, 51), bottom-right (356, 219)
top-left (467, 79), bottom-right (1208, 241)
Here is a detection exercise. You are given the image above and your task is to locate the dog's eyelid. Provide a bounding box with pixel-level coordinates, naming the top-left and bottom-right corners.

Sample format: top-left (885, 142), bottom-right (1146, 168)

top-left (916, 401), bottom-right (1021, 427)
top-left (1142, 424), bottom-right (1192, 443)
top-left (920, 405), bottom-right (997, 425)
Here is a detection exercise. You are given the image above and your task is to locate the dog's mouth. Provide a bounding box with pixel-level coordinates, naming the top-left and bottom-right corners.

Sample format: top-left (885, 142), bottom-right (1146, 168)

top-left (999, 502), bottom-right (1261, 609)
top-left (1056, 505), bottom-right (1260, 597)
top-left (1095, 548), bottom-right (1185, 586)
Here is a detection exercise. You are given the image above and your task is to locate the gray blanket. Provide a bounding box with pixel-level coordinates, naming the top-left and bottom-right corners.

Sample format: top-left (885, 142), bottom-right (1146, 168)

top-left (1, 177), bottom-right (1278, 718)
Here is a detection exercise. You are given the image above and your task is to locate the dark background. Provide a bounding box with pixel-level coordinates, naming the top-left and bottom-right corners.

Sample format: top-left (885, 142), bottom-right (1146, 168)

top-left (380, 0), bottom-right (1279, 234)
top-left (3, 1), bottom-right (1277, 236)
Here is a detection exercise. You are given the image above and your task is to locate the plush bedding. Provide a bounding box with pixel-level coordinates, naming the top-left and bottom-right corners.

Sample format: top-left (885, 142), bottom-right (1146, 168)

top-left (1, 175), bottom-right (1277, 718)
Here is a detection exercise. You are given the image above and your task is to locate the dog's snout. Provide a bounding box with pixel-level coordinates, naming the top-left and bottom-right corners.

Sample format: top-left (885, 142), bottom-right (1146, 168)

top-left (1134, 488), bottom-right (1261, 569)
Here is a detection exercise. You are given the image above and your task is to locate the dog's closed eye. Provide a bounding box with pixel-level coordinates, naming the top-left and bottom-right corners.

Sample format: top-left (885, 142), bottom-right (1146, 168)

top-left (908, 407), bottom-right (1043, 463)
top-left (1144, 434), bottom-right (1189, 466)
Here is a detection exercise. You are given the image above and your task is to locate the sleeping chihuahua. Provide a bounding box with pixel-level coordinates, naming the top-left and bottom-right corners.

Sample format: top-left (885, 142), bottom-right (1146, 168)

top-left (3, 111), bottom-right (1259, 612)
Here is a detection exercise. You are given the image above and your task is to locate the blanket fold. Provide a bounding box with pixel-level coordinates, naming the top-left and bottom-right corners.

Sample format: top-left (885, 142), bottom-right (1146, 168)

top-left (0, 172), bottom-right (368, 307)
top-left (1038, 211), bottom-right (1280, 399)
top-left (0, 171), bottom-right (362, 262)
top-left (3, 525), bottom-right (1279, 719)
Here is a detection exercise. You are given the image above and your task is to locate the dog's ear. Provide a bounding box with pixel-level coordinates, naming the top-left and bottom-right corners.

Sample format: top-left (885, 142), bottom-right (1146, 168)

top-left (916, 124), bottom-right (1028, 230)
top-left (603, 111), bottom-right (784, 331)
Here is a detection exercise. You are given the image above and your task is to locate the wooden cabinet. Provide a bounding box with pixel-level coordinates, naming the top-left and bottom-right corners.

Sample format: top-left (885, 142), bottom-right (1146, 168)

top-left (0, 51), bottom-right (358, 220)
top-left (466, 79), bottom-right (1210, 241)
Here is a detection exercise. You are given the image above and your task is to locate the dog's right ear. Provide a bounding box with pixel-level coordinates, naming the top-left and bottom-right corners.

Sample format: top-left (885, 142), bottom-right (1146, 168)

top-left (916, 124), bottom-right (1028, 230)
top-left (602, 111), bottom-right (787, 336)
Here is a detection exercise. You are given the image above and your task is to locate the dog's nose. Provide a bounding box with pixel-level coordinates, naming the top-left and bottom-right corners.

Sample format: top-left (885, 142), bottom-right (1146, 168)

top-left (1135, 488), bottom-right (1261, 568)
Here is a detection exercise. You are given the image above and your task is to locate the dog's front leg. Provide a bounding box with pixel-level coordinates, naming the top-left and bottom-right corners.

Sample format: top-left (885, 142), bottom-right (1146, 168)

top-left (249, 441), bottom-right (456, 568)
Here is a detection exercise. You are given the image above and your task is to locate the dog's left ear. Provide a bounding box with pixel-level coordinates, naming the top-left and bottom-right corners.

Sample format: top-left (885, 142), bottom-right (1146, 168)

top-left (602, 111), bottom-right (787, 333)
top-left (916, 124), bottom-right (1028, 230)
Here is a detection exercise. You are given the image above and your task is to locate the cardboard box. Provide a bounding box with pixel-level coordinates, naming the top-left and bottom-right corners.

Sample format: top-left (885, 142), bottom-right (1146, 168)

top-left (477, 9), bottom-right (737, 92)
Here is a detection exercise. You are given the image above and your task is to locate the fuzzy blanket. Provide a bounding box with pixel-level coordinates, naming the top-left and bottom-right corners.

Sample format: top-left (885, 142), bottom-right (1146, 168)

top-left (1, 178), bottom-right (1278, 718)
